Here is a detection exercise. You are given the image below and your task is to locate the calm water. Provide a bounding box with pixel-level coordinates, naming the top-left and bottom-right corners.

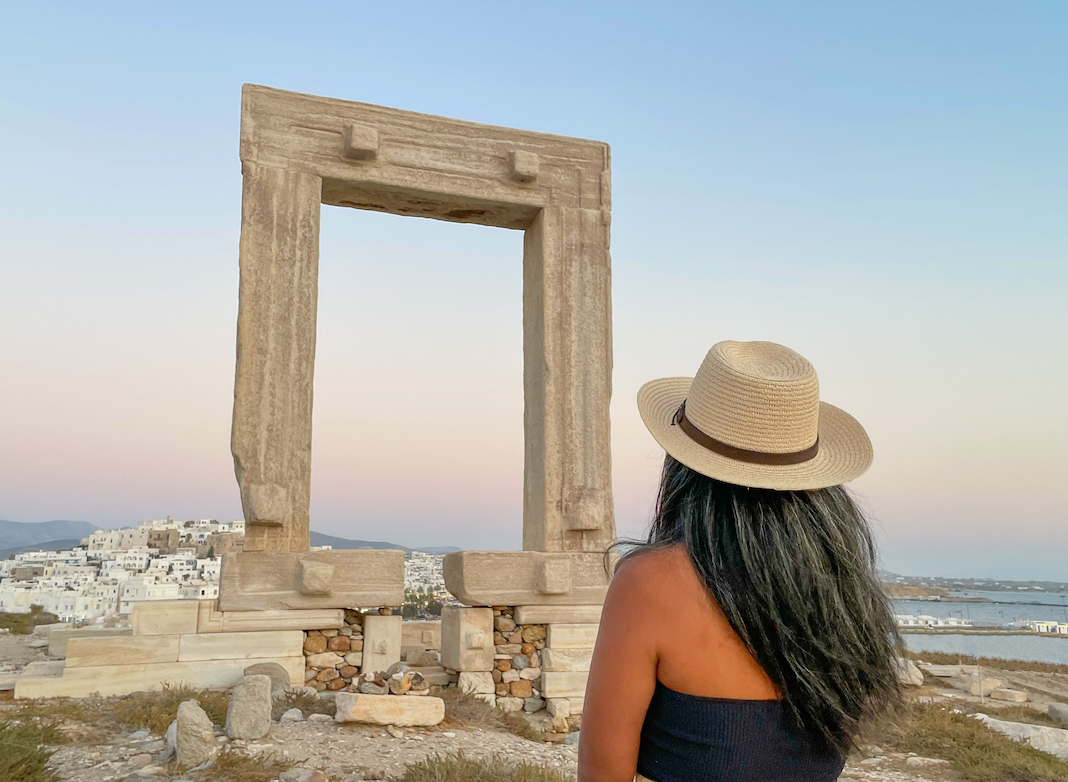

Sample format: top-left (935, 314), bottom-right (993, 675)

top-left (894, 590), bottom-right (1068, 664)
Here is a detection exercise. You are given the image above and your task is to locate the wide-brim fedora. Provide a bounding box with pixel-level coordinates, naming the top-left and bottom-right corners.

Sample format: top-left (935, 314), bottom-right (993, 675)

top-left (637, 340), bottom-right (873, 490)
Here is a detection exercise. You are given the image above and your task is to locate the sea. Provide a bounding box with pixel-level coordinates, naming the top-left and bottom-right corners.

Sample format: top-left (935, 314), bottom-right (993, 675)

top-left (894, 590), bottom-right (1068, 665)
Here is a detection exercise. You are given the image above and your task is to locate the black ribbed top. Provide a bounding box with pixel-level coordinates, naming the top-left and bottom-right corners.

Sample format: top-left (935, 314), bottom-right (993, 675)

top-left (636, 681), bottom-right (845, 782)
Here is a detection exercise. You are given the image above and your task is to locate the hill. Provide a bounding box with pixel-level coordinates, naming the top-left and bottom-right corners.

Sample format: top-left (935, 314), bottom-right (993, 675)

top-left (0, 538), bottom-right (87, 560)
top-left (308, 531), bottom-right (460, 555)
top-left (0, 519), bottom-right (97, 551)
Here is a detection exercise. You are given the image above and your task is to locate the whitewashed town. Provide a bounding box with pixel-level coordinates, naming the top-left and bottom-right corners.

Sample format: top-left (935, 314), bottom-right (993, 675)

top-left (0, 518), bottom-right (450, 625)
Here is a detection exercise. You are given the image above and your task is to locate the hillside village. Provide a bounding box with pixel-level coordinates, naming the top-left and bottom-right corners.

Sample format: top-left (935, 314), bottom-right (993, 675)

top-left (0, 519), bottom-right (449, 624)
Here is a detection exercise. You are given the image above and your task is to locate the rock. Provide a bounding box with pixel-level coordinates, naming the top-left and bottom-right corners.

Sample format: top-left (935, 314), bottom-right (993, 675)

top-left (339, 665), bottom-right (359, 679)
top-left (497, 696), bottom-right (524, 712)
top-left (308, 713), bottom-right (333, 722)
top-left (496, 660), bottom-right (512, 672)
top-left (458, 672), bottom-right (494, 695)
top-left (388, 673), bottom-right (413, 695)
top-left (157, 720), bottom-right (178, 763)
top-left (409, 673), bottom-right (429, 693)
top-left (497, 644), bottom-right (523, 655)
top-left (974, 713), bottom-right (1068, 760)
top-left (327, 636), bottom-right (350, 652)
top-left (495, 617), bottom-right (516, 633)
top-left (991, 688), bottom-right (1028, 703)
top-left (27, 639), bottom-right (49, 649)
top-left (128, 753), bottom-right (152, 767)
top-left (892, 657), bottom-right (924, 687)
top-left (495, 683), bottom-right (510, 696)
top-left (128, 730), bottom-right (150, 740)
top-left (321, 629), bottom-right (339, 637)
top-left (546, 698), bottom-right (570, 718)
top-left (502, 669), bottom-right (520, 683)
top-left (859, 744), bottom-right (883, 758)
top-left (244, 662), bottom-right (291, 696)
top-left (1050, 703), bottom-right (1068, 727)
top-left (519, 667), bottom-right (541, 681)
top-left (551, 715), bottom-right (569, 732)
top-left (564, 730), bottom-right (580, 745)
top-left (359, 681), bottom-right (388, 695)
top-left (279, 708), bottom-right (304, 723)
top-left (906, 757), bottom-right (950, 767)
top-left (510, 679), bottom-right (533, 698)
top-left (384, 661), bottom-right (409, 678)
top-left (522, 625), bottom-right (547, 643)
top-left (226, 674), bottom-right (272, 740)
top-left (544, 731), bottom-right (567, 742)
top-left (948, 673), bottom-right (1003, 697)
top-left (317, 668), bottom-right (340, 682)
top-left (303, 636), bottom-right (327, 654)
top-left (521, 643), bottom-right (535, 655)
top-left (524, 697), bottom-right (545, 712)
top-left (334, 693), bottom-right (445, 726)
top-left (175, 700), bottom-right (216, 769)
top-left (512, 654), bottom-right (530, 670)
top-left (344, 652), bottom-right (363, 667)
top-left (306, 652), bottom-right (345, 669)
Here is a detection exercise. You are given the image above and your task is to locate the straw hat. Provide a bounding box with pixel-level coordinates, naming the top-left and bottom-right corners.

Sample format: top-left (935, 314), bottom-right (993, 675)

top-left (637, 341), bottom-right (872, 490)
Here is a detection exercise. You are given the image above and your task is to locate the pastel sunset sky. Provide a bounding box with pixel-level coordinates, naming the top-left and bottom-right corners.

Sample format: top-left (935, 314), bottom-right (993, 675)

top-left (1, 2), bottom-right (1064, 580)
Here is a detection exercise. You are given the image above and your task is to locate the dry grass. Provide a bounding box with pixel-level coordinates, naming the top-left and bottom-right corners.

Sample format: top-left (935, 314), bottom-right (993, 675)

top-left (0, 607), bottom-right (59, 635)
top-left (397, 751), bottom-right (573, 782)
top-left (271, 689), bottom-right (335, 721)
top-left (0, 719), bottom-right (63, 782)
top-left (191, 750), bottom-right (293, 782)
top-left (869, 701), bottom-right (1068, 782)
top-left (439, 689), bottom-right (544, 742)
top-left (907, 649), bottom-right (1068, 676)
top-left (960, 702), bottom-right (1063, 729)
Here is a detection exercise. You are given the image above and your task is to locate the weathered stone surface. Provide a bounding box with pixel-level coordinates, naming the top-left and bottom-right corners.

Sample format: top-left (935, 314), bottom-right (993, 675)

top-left (519, 667), bottom-right (542, 681)
top-left (974, 713), bottom-right (1068, 760)
top-left (65, 635), bottom-right (179, 668)
top-left (458, 672), bottom-right (495, 695)
top-left (131, 601), bottom-right (199, 636)
top-left (497, 697), bottom-right (523, 712)
top-left (306, 652), bottom-right (344, 669)
top-left (361, 614), bottom-right (402, 675)
top-left (179, 630), bottom-right (303, 662)
top-left (304, 635), bottom-right (327, 654)
top-left (401, 621), bottom-right (441, 651)
top-left (176, 699), bottom-right (216, 769)
top-left (334, 693), bottom-right (444, 726)
top-left (541, 671), bottom-right (588, 698)
top-left (547, 698), bottom-right (571, 718)
top-left (441, 606), bottom-right (494, 672)
top-left (524, 696), bottom-right (545, 712)
top-left (892, 657), bottom-right (924, 687)
top-left (218, 550), bottom-right (404, 610)
top-left (47, 626), bottom-right (132, 658)
top-left (510, 680), bottom-right (533, 698)
top-left (15, 657), bottom-right (304, 699)
top-left (1049, 703), bottom-right (1068, 727)
top-left (514, 605), bottom-right (603, 625)
top-left (197, 600), bottom-right (344, 634)
top-left (541, 648), bottom-right (593, 672)
top-left (948, 673), bottom-right (1003, 697)
top-left (244, 662), bottom-right (291, 696)
top-left (444, 552), bottom-right (610, 605)
top-left (546, 624), bottom-right (599, 649)
top-left (233, 85), bottom-right (613, 554)
top-left (344, 652), bottom-right (363, 667)
top-left (226, 675), bottom-right (272, 739)
top-left (991, 688), bottom-right (1028, 703)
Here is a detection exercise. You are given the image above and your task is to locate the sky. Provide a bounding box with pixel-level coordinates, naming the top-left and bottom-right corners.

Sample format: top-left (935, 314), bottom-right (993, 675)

top-left (1, 2), bottom-right (1065, 580)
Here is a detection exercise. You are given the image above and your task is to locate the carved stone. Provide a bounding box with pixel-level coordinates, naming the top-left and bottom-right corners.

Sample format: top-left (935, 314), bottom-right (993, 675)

top-left (232, 85), bottom-right (613, 554)
top-left (440, 606), bottom-right (493, 672)
top-left (217, 550), bottom-right (404, 611)
top-left (443, 551), bottom-right (610, 606)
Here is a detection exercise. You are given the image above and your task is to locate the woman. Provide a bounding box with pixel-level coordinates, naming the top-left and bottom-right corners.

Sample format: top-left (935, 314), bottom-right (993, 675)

top-left (579, 340), bottom-right (904, 782)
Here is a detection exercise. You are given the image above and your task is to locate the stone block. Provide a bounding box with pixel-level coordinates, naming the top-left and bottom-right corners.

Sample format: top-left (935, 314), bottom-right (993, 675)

top-left (510, 150), bottom-right (539, 183)
top-left (497, 696), bottom-right (524, 712)
top-left (541, 648), bottom-right (593, 672)
top-left (47, 626), bottom-right (133, 658)
top-left (458, 672), bottom-right (495, 695)
top-left (15, 656), bottom-right (304, 699)
top-left (893, 657), bottom-right (923, 687)
top-left (402, 620), bottom-right (442, 651)
top-left (474, 693), bottom-right (496, 707)
top-left (334, 693), bottom-right (444, 726)
top-left (991, 688), bottom-right (1028, 703)
top-left (443, 552), bottom-right (609, 606)
top-left (66, 635), bottom-right (180, 668)
top-left (196, 600), bottom-right (344, 633)
top-left (546, 624), bottom-right (599, 649)
top-left (514, 605), bottom-right (603, 625)
top-left (546, 698), bottom-right (570, 718)
top-left (948, 673), bottom-right (1003, 697)
top-left (361, 614), bottom-right (402, 675)
top-left (541, 671), bottom-right (588, 699)
top-left (218, 550), bottom-right (404, 611)
top-left (440, 606), bottom-right (494, 672)
top-left (131, 601), bottom-right (200, 636)
top-left (178, 630), bottom-right (303, 662)
top-left (307, 652), bottom-right (345, 669)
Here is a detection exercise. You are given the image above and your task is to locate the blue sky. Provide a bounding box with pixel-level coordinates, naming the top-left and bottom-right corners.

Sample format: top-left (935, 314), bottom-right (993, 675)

top-left (1, 2), bottom-right (1065, 579)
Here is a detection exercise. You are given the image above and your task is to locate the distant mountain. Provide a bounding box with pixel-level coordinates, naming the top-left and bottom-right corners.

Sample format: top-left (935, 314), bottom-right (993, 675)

top-left (0, 520), bottom-right (98, 551)
top-left (308, 531), bottom-right (460, 555)
top-left (0, 538), bottom-right (86, 560)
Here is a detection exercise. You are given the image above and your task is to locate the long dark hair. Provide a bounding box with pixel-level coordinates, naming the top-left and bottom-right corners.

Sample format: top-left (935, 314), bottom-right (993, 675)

top-left (620, 455), bottom-right (904, 755)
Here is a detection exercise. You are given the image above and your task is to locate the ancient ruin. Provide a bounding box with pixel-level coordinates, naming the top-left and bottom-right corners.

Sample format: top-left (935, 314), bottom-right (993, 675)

top-left (17, 85), bottom-right (614, 718)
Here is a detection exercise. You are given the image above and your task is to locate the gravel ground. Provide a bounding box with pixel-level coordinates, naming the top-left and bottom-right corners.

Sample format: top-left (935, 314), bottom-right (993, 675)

top-left (0, 631), bottom-right (53, 670)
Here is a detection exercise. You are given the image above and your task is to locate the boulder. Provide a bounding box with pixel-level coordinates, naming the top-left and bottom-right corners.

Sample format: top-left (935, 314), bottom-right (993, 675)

top-left (991, 688), bottom-right (1028, 703)
top-left (893, 657), bottom-right (924, 687)
top-left (244, 662), bottom-right (291, 696)
top-left (334, 693), bottom-right (445, 726)
top-left (226, 674), bottom-right (272, 740)
top-left (948, 673), bottom-right (1003, 697)
top-left (1049, 703), bottom-right (1068, 727)
top-left (279, 708), bottom-right (304, 723)
top-left (175, 700), bottom-right (216, 769)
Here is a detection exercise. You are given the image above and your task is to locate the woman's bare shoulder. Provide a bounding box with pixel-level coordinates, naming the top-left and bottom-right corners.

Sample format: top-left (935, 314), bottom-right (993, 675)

top-left (609, 544), bottom-right (696, 609)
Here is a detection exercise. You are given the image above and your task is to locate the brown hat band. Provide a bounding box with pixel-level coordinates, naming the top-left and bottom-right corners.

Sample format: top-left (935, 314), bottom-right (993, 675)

top-left (672, 401), bottom-right (820, 466)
